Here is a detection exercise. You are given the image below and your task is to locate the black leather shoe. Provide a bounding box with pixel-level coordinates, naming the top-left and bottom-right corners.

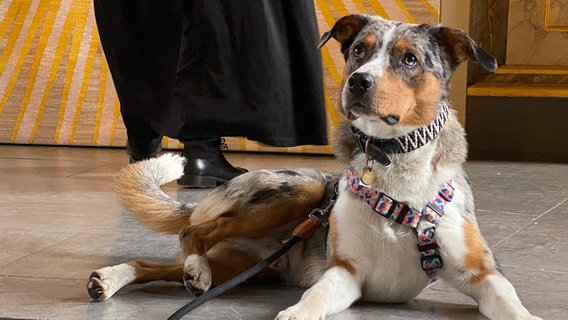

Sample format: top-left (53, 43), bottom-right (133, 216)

top-left (177, 138), bottom-right (247, 188)
top-left (177, 157), bottom-right (247, 188)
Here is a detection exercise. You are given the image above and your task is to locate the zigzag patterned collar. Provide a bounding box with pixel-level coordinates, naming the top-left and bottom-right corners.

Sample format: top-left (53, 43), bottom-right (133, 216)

top-left (351, 104), bottom-right (450, 166)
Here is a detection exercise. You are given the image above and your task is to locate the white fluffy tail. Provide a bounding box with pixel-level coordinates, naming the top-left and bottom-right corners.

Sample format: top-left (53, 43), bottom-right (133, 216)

top-left (113, 153), bottom-right (195, 234)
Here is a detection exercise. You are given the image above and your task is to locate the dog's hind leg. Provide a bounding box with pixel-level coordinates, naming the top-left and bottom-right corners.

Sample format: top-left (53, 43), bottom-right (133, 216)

top-left (87, 260), bottom-right (184, 301)
top-left (178, 181), bottom-right (327, 294)
top-left (86, 245), bottom-right (278, 301)
top-left (183, 241), bottom-right (281, 296)
top-left (178, 213), bottom-right (297, 294)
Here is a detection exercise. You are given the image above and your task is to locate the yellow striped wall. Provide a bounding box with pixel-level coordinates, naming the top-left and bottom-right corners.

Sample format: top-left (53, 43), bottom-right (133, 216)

top-left (0, 0), bottom-right (439, 154)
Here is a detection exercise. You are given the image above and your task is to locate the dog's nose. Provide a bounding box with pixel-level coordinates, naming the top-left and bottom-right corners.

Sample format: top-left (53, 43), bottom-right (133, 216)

top-left (348, 72), bottom-right (375, 97)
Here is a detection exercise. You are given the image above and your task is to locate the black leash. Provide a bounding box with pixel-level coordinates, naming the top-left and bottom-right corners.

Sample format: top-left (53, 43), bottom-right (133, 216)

top-left (167, 236), bottom-right (302, 320)
top-left (167, 181), bottom-right (338, 320)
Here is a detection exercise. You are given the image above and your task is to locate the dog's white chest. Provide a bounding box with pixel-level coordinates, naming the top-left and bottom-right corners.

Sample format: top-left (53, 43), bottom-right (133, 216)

top-left (331, 191), bottom-right (430, 303)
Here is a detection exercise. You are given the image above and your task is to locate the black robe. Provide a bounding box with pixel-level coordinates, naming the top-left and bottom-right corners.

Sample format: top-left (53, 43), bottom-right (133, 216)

top-left (94, 0), bottom-right (328, 147)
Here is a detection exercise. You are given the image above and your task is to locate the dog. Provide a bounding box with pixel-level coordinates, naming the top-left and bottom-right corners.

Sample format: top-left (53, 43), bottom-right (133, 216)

top-left (87, 15), bottom-right (541, 320)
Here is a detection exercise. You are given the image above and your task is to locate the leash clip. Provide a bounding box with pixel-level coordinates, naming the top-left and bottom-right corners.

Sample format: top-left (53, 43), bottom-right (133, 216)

top-left (287, 180), bottom-right (338, 243)
top-left (309, 208), bottom-right (330, 227)
top-left (306, 180), bottom-right (338, 228)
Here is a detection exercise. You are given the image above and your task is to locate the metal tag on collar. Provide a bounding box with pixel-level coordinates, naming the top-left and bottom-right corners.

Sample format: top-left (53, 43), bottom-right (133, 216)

top-left (360, 138), bottom-right (378, 186)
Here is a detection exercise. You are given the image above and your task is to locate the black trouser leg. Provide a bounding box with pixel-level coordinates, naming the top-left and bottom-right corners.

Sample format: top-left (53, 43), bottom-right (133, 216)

top-left (93, 0), bottom-right (183, 159)
top-left (123, 116), bottom-right (163, 162)
top-left (94, 0), bottom-right (245, 184)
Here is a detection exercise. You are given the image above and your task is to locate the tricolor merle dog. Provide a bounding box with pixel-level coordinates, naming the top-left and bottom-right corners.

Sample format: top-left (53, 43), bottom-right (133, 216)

top-left (87, 15), bottom-right (541, 320)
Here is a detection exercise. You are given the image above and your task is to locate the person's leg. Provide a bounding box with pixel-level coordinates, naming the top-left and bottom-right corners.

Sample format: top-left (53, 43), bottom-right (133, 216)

top-left (122, 116), bottom-right (163, 163)
top-left (93, 0), bottom-right (183, 161)
top-left (172, 0), bottom-right (329, 187)
top-left (172, 0), bottom-right (245, 188)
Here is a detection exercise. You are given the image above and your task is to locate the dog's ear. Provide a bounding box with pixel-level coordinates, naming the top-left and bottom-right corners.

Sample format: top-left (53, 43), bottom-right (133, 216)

top-left (433, 26), bottom-right (497, 72)
top-left (318, 14), bottom-right (370, 55)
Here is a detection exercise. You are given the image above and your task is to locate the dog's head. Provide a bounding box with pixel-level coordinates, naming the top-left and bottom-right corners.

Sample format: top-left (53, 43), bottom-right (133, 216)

top-left (319, 15), bottom-right (496, 137)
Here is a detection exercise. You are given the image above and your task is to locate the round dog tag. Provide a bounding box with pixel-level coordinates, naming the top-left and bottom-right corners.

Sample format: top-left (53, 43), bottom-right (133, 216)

top-left (361, 167), bottom-right (377, 186)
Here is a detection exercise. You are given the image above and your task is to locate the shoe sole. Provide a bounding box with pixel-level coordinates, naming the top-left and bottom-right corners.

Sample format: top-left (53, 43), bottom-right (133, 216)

top-left (177, 175), bottom-right (227, 188)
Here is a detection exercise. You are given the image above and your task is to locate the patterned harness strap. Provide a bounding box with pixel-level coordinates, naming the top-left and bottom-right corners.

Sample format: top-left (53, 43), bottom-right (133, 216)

top-left (346, 167), bottom-right (455, 278)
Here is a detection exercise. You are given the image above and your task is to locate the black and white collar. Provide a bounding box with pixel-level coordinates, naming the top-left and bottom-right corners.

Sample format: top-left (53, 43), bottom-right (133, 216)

top-left (351, 104), bottom-right (450, 166)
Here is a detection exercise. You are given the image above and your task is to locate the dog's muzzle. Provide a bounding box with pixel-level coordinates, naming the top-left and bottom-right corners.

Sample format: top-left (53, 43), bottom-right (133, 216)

top-left (344, 72), bottom-right (375, 120)
top-left (344, 72), bottom-right (400, 125)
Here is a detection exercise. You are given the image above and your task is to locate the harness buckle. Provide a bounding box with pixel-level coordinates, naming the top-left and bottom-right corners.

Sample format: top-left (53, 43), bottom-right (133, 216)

top-left (426, 202), bottom-right (443, 216)
top-left (420, 254), bottom-right (443, 271)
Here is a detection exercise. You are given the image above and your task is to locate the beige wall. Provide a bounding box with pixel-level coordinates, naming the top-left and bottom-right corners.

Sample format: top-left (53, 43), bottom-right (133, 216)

top-left (507, 0), bottom-right (568, 66)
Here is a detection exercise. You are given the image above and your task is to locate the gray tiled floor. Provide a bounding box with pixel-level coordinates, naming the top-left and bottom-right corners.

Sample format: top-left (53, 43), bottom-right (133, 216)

top-left (0, 145), bottom-right (566, 320)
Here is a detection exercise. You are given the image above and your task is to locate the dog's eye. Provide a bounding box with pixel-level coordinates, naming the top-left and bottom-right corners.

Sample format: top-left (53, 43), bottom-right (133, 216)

top-left (402, 53), bottom-right (418, 67)
top-left (352, 44), bottom-right (365, 59)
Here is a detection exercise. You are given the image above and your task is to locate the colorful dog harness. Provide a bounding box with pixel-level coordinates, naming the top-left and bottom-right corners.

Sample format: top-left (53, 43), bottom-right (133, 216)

top-left (346, 166), bottom-right (455, 279)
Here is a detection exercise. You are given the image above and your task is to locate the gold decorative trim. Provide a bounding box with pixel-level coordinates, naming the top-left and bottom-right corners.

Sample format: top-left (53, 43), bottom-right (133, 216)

top-left (477, 0), bottom-right (498, 54)
top-left (467, 84), bottom-right (568, 98)
top-left (544, 0), bottom-right (568, 32)
top-left (495, 65), bottom-right (568, 75)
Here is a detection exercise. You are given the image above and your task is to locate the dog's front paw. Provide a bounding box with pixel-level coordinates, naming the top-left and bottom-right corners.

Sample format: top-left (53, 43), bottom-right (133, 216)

top-left (275, 304), bottom-right (325, 320)
top-left (183, 254), bottom-right (211, 296)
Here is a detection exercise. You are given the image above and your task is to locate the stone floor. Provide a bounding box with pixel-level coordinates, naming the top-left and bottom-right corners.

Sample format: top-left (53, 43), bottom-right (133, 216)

top-left (0, 144), bottom-right (566, 320)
